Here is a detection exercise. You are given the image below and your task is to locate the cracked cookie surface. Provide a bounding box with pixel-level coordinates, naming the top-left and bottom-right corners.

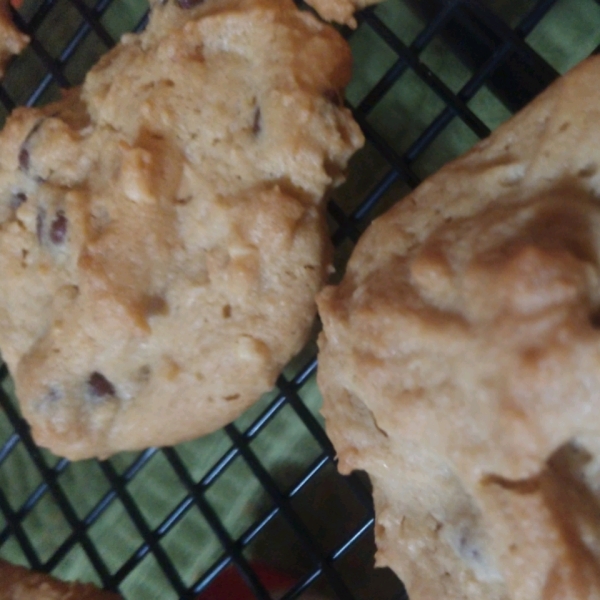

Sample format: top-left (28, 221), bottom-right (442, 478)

top-left (0, 0), bottom-right (363, 459)
top-left (317, 56), bottom-right (600, 600)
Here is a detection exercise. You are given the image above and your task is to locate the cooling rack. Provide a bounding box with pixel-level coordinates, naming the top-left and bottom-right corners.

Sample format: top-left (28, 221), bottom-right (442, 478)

top-left (1, 0), bottom-right (599, 598)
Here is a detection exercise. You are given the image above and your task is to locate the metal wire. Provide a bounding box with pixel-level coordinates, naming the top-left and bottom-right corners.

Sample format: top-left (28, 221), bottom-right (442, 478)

top-left (1, 0), bottom-right (598, 598)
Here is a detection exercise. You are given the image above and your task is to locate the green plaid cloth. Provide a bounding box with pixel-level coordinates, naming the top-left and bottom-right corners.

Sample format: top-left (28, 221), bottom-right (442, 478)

top-left (0, 0), bottom-right (599, 597)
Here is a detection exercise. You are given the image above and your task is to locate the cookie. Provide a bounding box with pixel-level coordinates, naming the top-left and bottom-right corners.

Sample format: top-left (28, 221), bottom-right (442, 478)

top-left (0, 0), bottom-right (364, 460)
top-left (304, 0), bottom-right (381, 27)
top-left (317, 55), bottom-right (600, 599)
top-left (0, 0), bottom-right (28, 77)
top-left (0, 559), bottom-right (121, 600)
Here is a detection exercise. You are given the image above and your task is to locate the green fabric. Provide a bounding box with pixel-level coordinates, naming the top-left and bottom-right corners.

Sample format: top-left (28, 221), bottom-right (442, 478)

top-left (0, 1), bottom-right (600, 598)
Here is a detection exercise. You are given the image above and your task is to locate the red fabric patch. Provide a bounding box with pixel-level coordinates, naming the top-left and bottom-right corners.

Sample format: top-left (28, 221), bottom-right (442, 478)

top-left (197, 563), bottom-right (295, 600)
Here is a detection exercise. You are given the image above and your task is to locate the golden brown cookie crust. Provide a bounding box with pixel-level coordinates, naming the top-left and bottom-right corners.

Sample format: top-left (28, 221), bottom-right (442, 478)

top-left (0, 0), bottom-right (363, 459)
top-left (0, 559), bottom-right (121, 600)
top-left (317, 55), bottom-right (600, 600)
top-left (304, 0), bottom-right (381, 27)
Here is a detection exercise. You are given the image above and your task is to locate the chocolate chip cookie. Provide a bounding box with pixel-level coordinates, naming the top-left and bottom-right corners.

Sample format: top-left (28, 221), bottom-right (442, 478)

top-left (304, 0), bottom-right (381, 27)
top-left (317, 55), bottom-right (600, 600)
top-left (0, 559), bottom-right (121, 599)
top-left (0, 0), bottom-right (363, 459)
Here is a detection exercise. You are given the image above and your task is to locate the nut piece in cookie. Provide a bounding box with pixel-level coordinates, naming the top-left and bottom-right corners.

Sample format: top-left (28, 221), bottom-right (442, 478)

top-left (317, 55), bottom-right (600, 600)
top-left (0, 0), bottom-right (364, 460)
top-left (0, 559), bottom-right (121, 600)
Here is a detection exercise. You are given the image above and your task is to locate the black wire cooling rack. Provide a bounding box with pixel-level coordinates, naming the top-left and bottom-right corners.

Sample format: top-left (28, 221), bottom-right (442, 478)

top-left (1, 0), bottom-right (599, 598)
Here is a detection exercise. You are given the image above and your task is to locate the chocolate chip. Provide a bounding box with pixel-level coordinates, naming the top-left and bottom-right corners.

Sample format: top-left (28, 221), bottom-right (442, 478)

top-left (44, 386), bottom-right (62, 403)
top-left (143, 294), bottom-right (169, 317)
top-left (252, 106), bottom-right (262, 135)
top-left (88, 372), bottom-right (116, 398)
top-left (36, 209), bottom-right (45, 243)
top-left (323, 89), bottom-right (343, 106)
top-left (18, 148), bottom-right (30, 172)
top-left (137, 365), bottom-right (152, 383)
top-left (18, 119), bottom-right (45, 174)
top-left (50, 211), bottom-right (68, 244)
top-left (10, 192), bottom-right (27, 210)
top-left (177, 0), bottom-right (204, 7)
